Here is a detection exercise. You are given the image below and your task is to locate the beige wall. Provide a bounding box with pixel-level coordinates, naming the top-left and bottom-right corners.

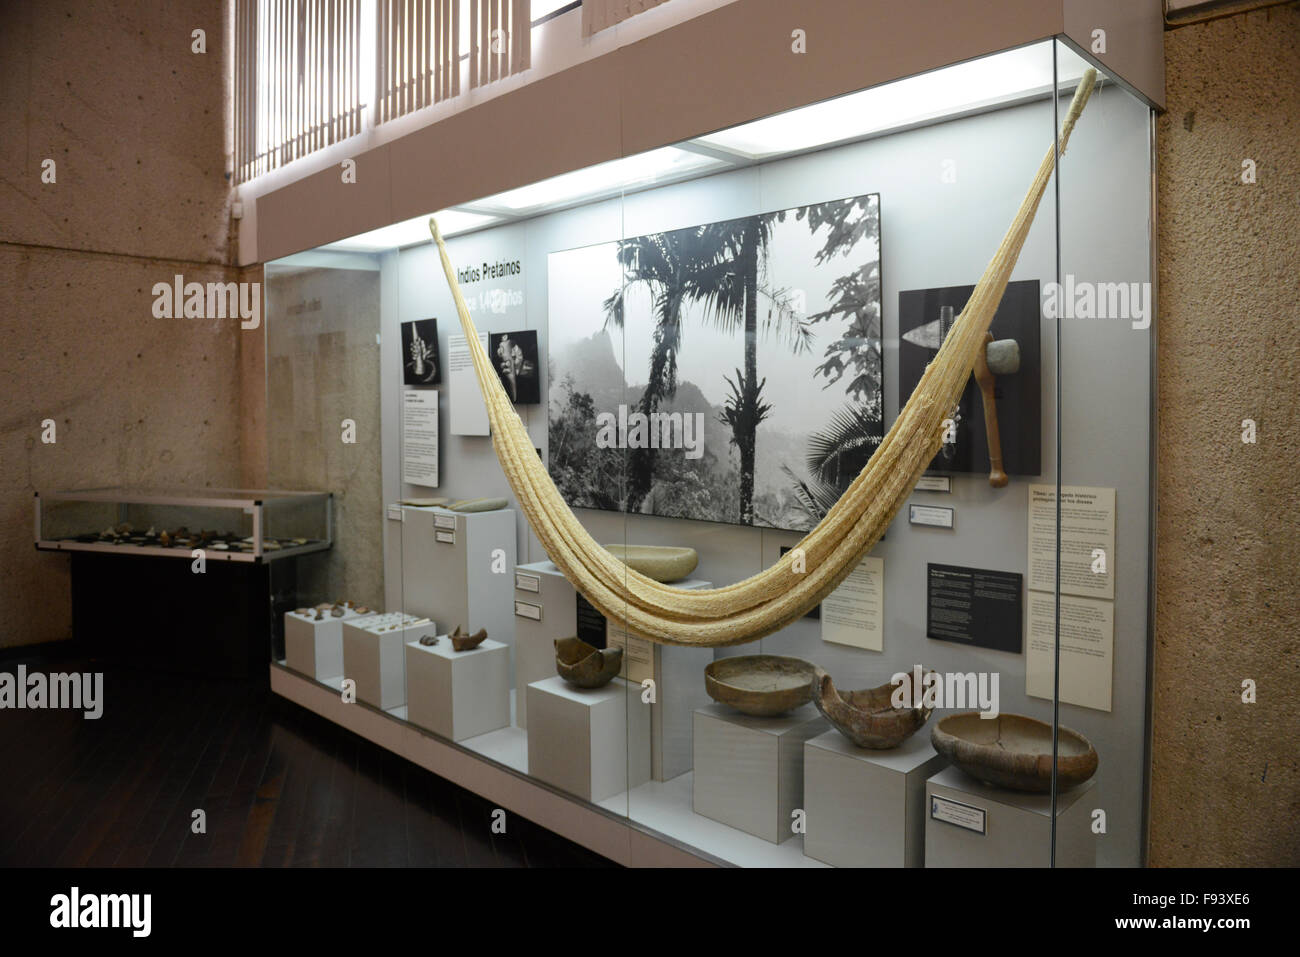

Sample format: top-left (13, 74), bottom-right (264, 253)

top-left (0, 1), bottom-right (243, 647)
top-left (1151, 2), bottom-right (1300, 866)
top-left (265, 266), bottom-right (383, 610)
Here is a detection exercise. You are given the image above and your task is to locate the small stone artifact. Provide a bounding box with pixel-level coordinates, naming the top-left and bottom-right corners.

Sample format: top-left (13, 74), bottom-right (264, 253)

top-left (811, 667), bottom-right (934, 749)
top-left (704, 655), bottom-right (817, 717)
top-left (447, 497), bottom-right (508, 513)
top-left (554, 636), bottom-right (622, 689)
top-left (400, 497), bottom-right (449, 507)
top-left (355, 606), bottom-right (370, 614)
top-left (930, 712), bottom-right (1099, 792)
top-left (418, 634), bottom-right (439, 647)
top-left (294, 607), bottom-right (313, 616)
top-left (449, 625), bottom-right (488, 651)
top-left (600, 544), bottom-right (698, 583)
top-left (330, 605), bottom-right (345, 617)
top-left (314, 610), bottom-right (325, 621)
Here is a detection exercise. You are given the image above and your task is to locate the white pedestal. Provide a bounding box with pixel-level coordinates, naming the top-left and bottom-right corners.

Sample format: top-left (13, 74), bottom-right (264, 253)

top-left (803, 730), bottom-right (945, 867)
top-left (284, 607), bottom-right (375, 680)
top-left (511, 560), bottom-right (579, 730)
top-left (397, 504), bottom-right (518, 674)
top-left (404, 637), bottom-right (510, 741)
top-left (526, 676), bottom-right (650, 803)
top-left (924, 766), bottom-right (1098, 867)
top-left (606, 577), bottom-right (713, 782)
top-left (692, 703), bottom-right (827, 844)
top-left (341, 613), bottom-right (434, 711)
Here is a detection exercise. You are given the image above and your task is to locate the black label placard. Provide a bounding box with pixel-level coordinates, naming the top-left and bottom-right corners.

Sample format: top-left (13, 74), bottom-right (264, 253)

top-left (926, 563), bottom-right (1022, 652)
top-left (575, 592), bottom-right (607, 649)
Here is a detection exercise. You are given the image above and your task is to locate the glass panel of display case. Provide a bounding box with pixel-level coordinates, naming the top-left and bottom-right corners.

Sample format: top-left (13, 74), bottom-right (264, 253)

top-left (260, 34), bottom-right (1156, 867)
top-left (1048, 38), bottom-right (1154, 868)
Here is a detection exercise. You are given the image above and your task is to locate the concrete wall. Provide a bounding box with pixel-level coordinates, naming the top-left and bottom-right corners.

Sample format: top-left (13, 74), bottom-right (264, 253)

top-left (0, 1), bottom-right (242, 648)
top-left (1151, 2), bottom-right (1300, 866)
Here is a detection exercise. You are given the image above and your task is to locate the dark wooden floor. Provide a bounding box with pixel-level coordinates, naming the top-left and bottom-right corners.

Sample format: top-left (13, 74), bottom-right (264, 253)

top-left (0, 656), bottom-right (614, 868)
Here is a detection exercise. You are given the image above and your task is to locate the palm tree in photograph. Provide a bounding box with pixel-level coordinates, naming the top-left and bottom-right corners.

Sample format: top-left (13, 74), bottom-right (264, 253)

top-left (605, 217), bottom-right (811, 521)
top-left (689, 212), bottom-right (812, 524)
top-left (602, 226), bottom-right (706, 513)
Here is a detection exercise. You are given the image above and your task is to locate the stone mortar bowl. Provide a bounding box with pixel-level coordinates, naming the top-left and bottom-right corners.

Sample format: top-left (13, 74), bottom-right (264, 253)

top-left (704, 655), bottom-right (817, 717)
top-left (555, 637), bottom-right (623, 689)
top-left (601, 544), bottom-right (699, 583)
top-left (930, 712), bottom-right (1099, 792)
top-left (811, 667), bottom-right (934, 749)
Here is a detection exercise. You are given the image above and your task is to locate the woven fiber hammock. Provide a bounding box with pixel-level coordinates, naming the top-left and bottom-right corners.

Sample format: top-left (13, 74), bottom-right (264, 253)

top-left (428, 69), bottom-right (1097, 648)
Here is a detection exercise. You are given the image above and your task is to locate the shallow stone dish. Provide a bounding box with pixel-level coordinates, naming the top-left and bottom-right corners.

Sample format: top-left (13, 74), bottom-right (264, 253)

top-left (811, 667), bottom-right (934, 749)
top-left (448, 497), bottom-right (508, 513)
top-left (601, 544), bottom-right (699, 583)
top-left (554, 636), bottom-right (623, 689)
top-left (930, 712), bottom-right (1099, 792)
top-left (704, 655), bottom-right (817, 717)
top-left (400, 497), bottom-right (449, 507)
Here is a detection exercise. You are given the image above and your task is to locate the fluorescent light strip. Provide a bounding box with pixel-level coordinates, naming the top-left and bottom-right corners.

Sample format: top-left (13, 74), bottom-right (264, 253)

top-left (694, 42), bottom-right (1091, 160)
top-left (320, 208), bottom-right (502, 252)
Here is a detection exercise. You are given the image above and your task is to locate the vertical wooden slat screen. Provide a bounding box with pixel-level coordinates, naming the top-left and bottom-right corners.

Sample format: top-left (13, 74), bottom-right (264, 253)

top-left (469, 0), bottom-right (530, 90)
top-left (233, 0), bottom-right (363, 184)
top-left (582, 0), bottom-right (670, 38)
top-left (375, 0), bottom-right (461, 125)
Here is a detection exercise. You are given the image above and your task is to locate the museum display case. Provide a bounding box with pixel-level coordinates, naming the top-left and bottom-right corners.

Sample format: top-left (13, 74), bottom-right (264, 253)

top-left (35, 487), bottom-right (333, 561)
top-left (263, 35), bottom-right (1156, 867)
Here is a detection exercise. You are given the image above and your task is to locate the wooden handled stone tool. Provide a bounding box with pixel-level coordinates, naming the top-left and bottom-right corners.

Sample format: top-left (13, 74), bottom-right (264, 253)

top-left (972, 333), bottom-right (1020, 487)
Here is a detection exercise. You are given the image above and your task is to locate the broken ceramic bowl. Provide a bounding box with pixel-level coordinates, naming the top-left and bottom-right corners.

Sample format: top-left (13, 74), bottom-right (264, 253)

top-left (930, 712), bottom-right (1099, 792)
top-left (704, 655), bottom-right (817, 717)
top-left (554, 637), bottom-right (622, 689)
top-left (449, 625), bottom-right (488, 652)
top-left (601, 544), bottom-right (699, 583)
top-left (811, 667), bottom-right (934, 749)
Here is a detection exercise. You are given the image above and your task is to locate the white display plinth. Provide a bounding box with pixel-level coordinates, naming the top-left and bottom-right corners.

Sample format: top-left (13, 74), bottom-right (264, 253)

top-left (284, 607), bottom-right (375, 680)
top-left (397, 504), bottom-right (518, 673)
top-left (606, 577), bottom-right (713, 782)
top-left (526, 676), bottom-right (650, 803)
top-left (803, 729), bottom-right (945, 868)
top-left (341, 613), bottom-right (434, 711)
top-left (404, 636), bottom-right (510, 741)
top-left (511, 560), bottom-right (579, 730)
top-left (924, 766), bottom-right (1098, 867)
top-left (692, 703), bottom-right (826, 844)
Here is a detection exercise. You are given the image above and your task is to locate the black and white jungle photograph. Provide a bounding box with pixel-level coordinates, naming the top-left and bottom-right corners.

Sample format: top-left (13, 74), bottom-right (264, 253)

top-left (490, 329), bottom-right (541, 405)
top-left (547, 193), bottom-right (882, 532)
top-left (401, 317), bottom-right (441, 385)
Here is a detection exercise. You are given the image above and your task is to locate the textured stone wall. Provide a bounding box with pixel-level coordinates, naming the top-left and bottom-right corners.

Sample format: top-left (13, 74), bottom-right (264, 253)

top-left (0, 1), bottom-right (242, 647)
top-left (1151, 3), bottom-right (1300, 866)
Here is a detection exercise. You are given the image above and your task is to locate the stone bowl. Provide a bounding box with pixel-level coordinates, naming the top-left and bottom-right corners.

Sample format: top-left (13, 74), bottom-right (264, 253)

top-left (448, 497), bottom-right (508, 513)
top-left (601, 544), bottom-right (698, 583)
top-left (704, 655), bottom-right (817, 717)
top-left (555, 637), bottom-right (623, 689)
top-left (811, 667), bottom-right (934, 749)
top-left (930, 712), bottom-right (1099, 792)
